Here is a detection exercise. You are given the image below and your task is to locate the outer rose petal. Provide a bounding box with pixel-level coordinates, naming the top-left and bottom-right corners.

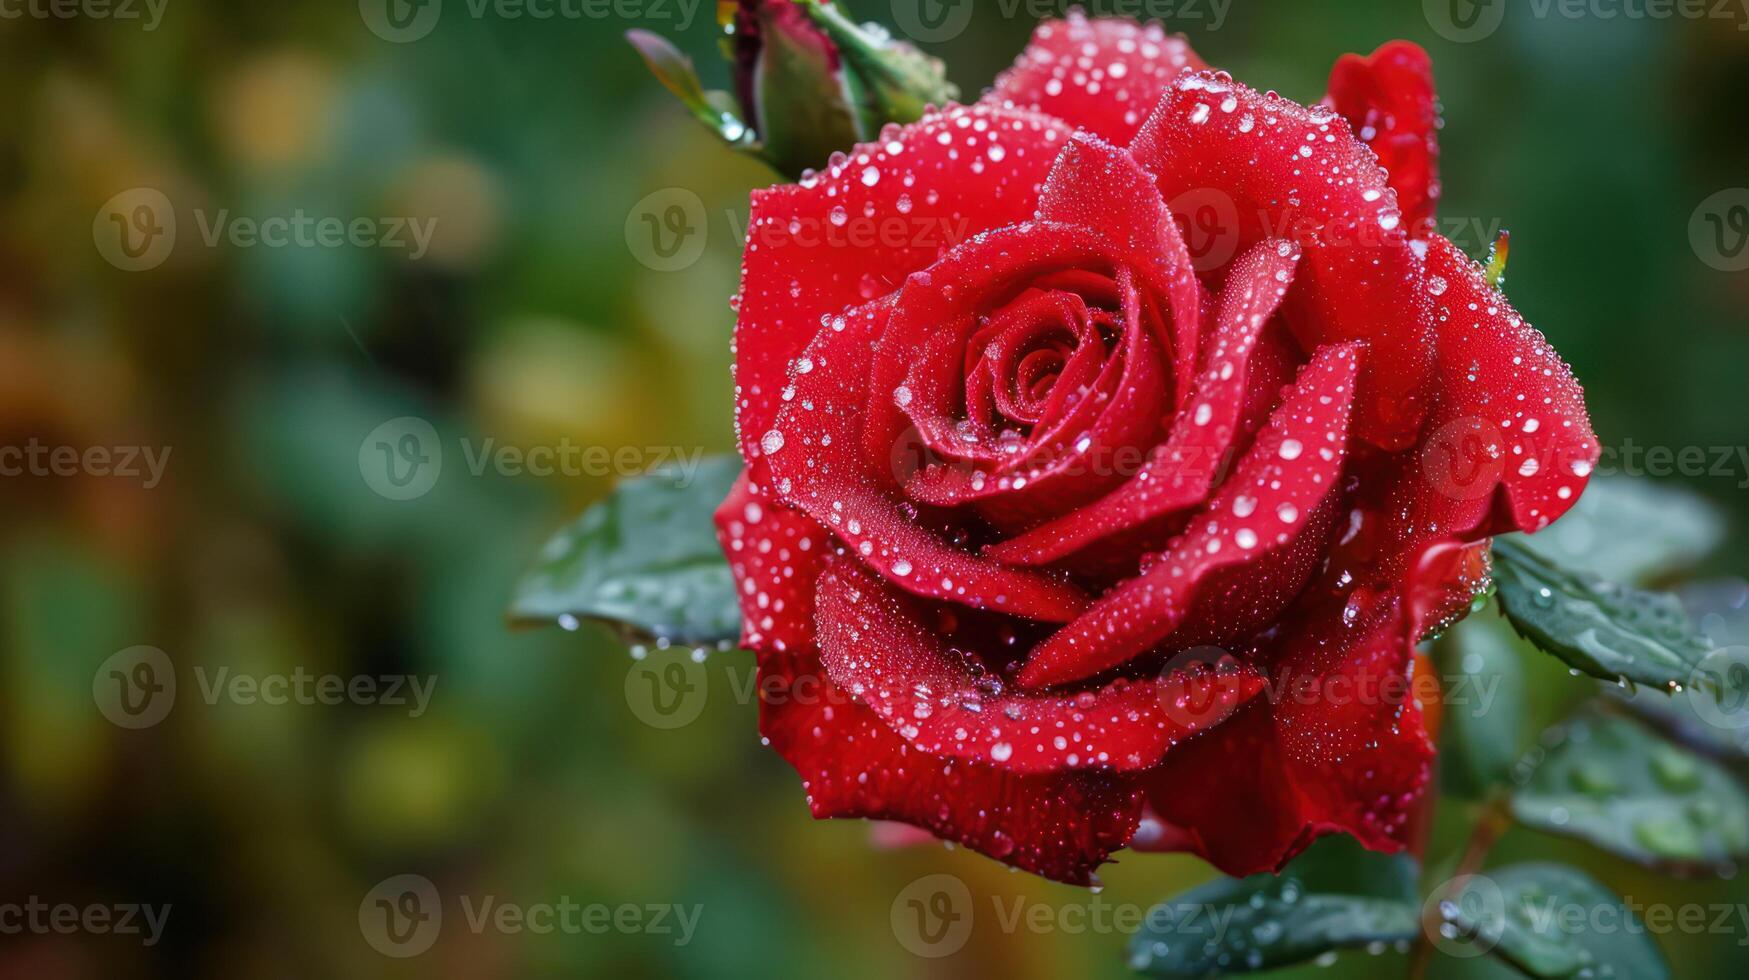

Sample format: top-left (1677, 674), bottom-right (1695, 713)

top-left (1420, 235), bottom-right (1598, 534)
top-left (758, 645), bottom-right (1144, 885)
top-left (984, 13), bottom-right (1208, 145)
top-left (735, 104), bottom-right (1072, 483)
top-left (715, 474), bottom-right (828, 653)
top-left (815, 556), bottom-right (1265, 773)
top-left (715, 477), bottom-right (1142, 885)
top-left (1141, 596), bottom-right (1433, 876)
top-left (1327, 41), bottom-right (1441, 237)
top-left (1131, 72), bottom-right (1435, 450)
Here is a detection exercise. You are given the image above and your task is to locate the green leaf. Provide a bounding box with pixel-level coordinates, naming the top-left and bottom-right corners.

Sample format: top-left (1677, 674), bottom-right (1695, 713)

top-left (1436, 864), bottom-right (1668, 979)
top-left (509, 456), bottom-right (742, 647)
top-left (1491, 537), bottom-right (1713, 692)
top-left (1128, 836), bottom-right (1419, 977)
top-left (1509, 475), bottom-right (1725, 586)
top-left (624, 31), bottom-right (757, 150)
top-left (1438, 618), bottom-right (1528, 800)
top-left (1609, 580), bottom-right (1749, 759)
top-left (1509, 707), bottom-right (1749, 873)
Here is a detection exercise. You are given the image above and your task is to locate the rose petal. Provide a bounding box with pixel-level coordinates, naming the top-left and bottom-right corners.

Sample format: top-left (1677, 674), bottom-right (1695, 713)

top-left (715, 474), bottom-right (830, 653)
top-left (1131, 72), bottom-right (1434, 450)
top-left (765, 295), bottom-right (1090, 622)
top-left (984, 12), bottom-right (1208, 144)
top-left (736, 104), bottom-right (1072, 483)
top-left (1327, 41), bottom-right (1441, 237)
top-left (904, 272), bottom-right (1170, 529)
top-left (815, 555), bottom-right (1264, 774)
top-left (1019, 343), bottom-right (1360, 689)
top-left (1420, 235), bottom-right (1598, 534)
top-left (757, 643), bottom-right (1143, 885)
top-left (1036, 132), bottom-right (1202, 398)
top-left (989, 238), bottom-right (1303, 565)
top-left (717, 479), bottom-right (1140, 884)
top-left (864, 223), bottom-right (1114, 476)
top-left (1140, 596), bottom-right (1433, 876)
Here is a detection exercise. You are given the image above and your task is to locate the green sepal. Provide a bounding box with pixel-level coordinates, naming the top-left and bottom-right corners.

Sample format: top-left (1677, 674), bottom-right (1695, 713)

top-left (625, 30), bottom-right (759, 152)
top-left (802, 1), bottom-right (958, 133)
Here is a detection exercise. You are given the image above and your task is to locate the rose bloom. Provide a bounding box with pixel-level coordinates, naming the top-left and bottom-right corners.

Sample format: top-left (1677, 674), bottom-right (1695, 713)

top-left (713, 14), bottom-right (1598, 884)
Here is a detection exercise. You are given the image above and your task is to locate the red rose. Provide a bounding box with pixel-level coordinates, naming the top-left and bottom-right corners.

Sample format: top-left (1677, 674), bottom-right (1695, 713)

top-left (714, 15), bottom-right (1598, 885)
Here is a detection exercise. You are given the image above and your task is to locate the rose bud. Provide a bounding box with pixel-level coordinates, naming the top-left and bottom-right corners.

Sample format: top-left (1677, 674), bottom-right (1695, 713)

top-left (627, 0), bottom-right (955, 179)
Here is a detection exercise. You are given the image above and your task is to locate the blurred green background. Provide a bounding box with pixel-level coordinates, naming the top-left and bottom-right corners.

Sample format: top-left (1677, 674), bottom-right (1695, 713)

top-left (1, 0), bottom-right (1746, 976)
